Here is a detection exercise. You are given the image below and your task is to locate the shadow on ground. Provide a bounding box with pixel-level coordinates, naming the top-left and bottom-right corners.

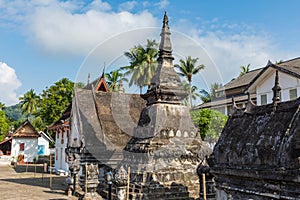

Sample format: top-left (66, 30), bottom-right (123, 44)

top-left (0, 176), bottom-right (66, 191)
top-left (13, 164), bottom-right (48, 174)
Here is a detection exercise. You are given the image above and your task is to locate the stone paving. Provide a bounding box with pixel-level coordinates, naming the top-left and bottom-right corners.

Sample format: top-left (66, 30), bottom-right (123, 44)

top-left (0, 156), bottom-right (77, 200)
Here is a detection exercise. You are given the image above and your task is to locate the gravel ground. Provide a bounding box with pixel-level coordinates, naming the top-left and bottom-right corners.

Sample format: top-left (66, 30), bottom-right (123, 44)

top-left (0, 159), bottom-right (77, 200)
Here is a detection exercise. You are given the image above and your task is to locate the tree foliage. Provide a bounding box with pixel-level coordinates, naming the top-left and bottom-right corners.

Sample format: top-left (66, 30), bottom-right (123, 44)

top-left (0, 110), bottom-right (10, 142)
top-left (32, 116), bottom-right (46, 131)
top-left (105, 70), bottom-right (128, 92)
top-left (181, 81), bottom-right (200, 107)
top-left (239, 64), bottom-right (250, 76)
top-left (19, 89), bottom-right (40, 118)
top-left (75, 82), bottom-right (85, 88)
top-left (199, 82), bottom-right (222, 103)
top-left (190, 108), bottom-right (228, 142)
top-left (5, 104), bottom-right (26, 121)
top-left (175, 56), bottom-right (205, 107)
top-left (0, 102), bottom-right (5, 111)
top-left (39, 78), bottom-right (74, 125)
top-left (122, 39), bottom-right (158, 93)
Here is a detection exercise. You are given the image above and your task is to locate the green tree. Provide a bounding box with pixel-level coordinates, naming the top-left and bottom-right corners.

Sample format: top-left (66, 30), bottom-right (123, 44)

top-left (75, 82), bottom-right (85, 88)
top-left (190, 108), bottom-right (227, 142)
top-left (105, 70), bottom-right (128, 92)
top-left (5, 103), bottom-right (27, 121)
top-left (39, 78), bottom-right (74, 125)
top-left (122, 39), bottom-right (158, 94)
top-left (0, 102), bottom-right (5, 111)
top-left (0, 110), bottom-right (10, 142)
top-left (9, 119), bottom-right (24, 131)
top-left (175, 56), bottom-right (205, 107)
top-left (239, 64), bottom-right (250, 76)
top-left (32, 116), bottom-right (46, 131)
top-left (19, 89), bottom-right (40, 119)
top-left (199, 82), bottom-right (222, 103)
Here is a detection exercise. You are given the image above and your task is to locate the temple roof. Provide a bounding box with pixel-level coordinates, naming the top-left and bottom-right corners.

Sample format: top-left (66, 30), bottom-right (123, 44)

top-left (210, 97), bottom-right (300, 169)
top-left (71, 88), bottom-right (146, 166)
top-left (84, 69), bottom-right (109, 92)
top-left (48, 103), bottom-right (71, 130)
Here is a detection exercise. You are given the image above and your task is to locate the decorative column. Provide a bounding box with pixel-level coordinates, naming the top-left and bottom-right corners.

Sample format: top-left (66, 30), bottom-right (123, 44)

top-left (79, 150), bottom-right (103, 200)
top-left (113, 166), bottom-right (128, 200)
top-left (66, 148), bottom-right (81, 196)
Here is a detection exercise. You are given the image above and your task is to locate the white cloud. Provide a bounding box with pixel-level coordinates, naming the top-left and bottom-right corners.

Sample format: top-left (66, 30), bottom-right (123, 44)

top-left (172, 20), bottom-right (299, 88)
top-left (155, 0), bottom-right (169, 9)
top-left (1, 0), bottom-right (298, 92)
top-left (25, 1), bottom-right (158, 56)
top-left (118, 1), bottom-right (137, 11)
top-left (0, 0), bottom-right (158, 56)
top-left (89, 0), bottom-right (112, 12)
top-left (0, 62), bottom-right (21, 105)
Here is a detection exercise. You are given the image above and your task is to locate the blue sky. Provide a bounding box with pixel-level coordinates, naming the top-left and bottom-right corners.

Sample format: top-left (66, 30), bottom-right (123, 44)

top-left (1, 0), bottom-right (300, 105)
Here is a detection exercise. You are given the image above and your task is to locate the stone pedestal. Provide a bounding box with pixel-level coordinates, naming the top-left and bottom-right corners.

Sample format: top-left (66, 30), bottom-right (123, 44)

top-left (66, 147), bottom-right (81, 196)
top-left (79, 150), bottom-right (103, 200)
top-left (113, 166), bottom-right (128, 200)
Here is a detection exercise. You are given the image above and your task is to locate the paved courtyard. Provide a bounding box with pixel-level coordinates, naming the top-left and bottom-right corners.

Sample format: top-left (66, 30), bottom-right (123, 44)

top-left (0, 156), bottom-right (77, 200)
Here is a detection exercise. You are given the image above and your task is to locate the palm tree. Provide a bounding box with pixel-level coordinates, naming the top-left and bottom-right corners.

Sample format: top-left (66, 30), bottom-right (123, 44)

top-left (174, 56), bottom-right (205, 107)
top-left (19, 89), bottom-right (40, 119)
top-left (181, 82), bottom-right (200, 107)
top-left (200, 82), bottom-right (222, 103)
top-left (122, 39), bottom-right (158, 94)
top-left (239, 64), bottom-right (250, 76)
top-left (105, 70), bottom-right (128, 92)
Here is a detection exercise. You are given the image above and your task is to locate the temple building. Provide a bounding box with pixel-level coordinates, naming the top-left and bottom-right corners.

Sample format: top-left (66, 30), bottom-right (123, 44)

top-left (209, 70), bottom-right (300, 199)
top-left (48, 104), bottom-right (71, 174)
top-left (65, 12), bottom-right (210, 199)
top-left (122, 12), bottom-right (210, 199)
top-left (194, 57), bottom-right (300, 115)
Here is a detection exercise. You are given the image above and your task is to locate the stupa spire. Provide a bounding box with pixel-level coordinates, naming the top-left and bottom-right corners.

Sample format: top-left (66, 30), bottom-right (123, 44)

top-left (158, 11), bottom-right (173, 61)
top-left (142, 12), bottom-right (188, 105)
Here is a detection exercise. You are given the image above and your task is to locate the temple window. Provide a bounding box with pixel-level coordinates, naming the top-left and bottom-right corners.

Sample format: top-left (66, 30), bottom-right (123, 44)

top-left (289, 88), bottom-right (297, 100)
top-left (261, 94), bottom-right (267, 105)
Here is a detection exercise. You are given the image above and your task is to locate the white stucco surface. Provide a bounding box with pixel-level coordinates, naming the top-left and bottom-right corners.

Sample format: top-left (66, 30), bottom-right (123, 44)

top-left (256, 71), bottom-right (300, 105)
top-left (11, 138), bottom-right (38, 162)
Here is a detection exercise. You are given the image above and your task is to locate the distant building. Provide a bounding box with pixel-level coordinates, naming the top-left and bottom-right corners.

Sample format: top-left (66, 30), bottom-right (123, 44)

top-left (194, 69), bottom-right (261, 115)
top-left (48, 104), bottom-right (71, 174)
top-left (10, 119), bottom-right (40, 163)
top-left (195, 57), bottom-right (300, 115)
top-left (38, 131), bottom-right (53, 156)
top-left (245, 58), bottom-right (300, 105)
top-left (0, 120), bottom-right (53, 162)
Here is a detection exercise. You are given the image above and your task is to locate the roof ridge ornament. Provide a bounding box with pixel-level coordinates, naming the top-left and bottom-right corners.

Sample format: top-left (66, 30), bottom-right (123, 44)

top-left (267, 60), bottom-right (273, 67)
top-left (245, 92), bottom-right (256, 114)
top-left (230, 96), bottom-right (238, 115)
top-left (87, 73), bottom-right (91, 85)
top-left (272, 70), bottom-right (281, 111)
top-left (101, 64), bottom-right (105, 79)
